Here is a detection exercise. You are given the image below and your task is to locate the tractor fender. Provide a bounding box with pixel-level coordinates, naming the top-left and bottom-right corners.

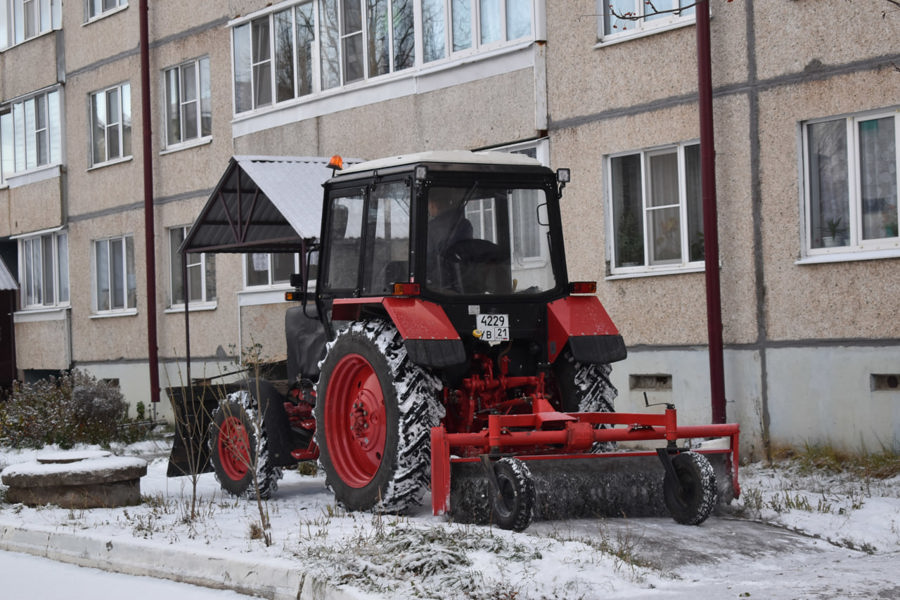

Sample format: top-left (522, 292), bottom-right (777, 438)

top-left (547, 296), bottom-right (627, 365)
top-left (382, 297), bottom-right (466, 368)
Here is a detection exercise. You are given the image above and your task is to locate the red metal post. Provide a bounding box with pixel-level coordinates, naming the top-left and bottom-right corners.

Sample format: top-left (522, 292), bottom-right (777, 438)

top-left (697, 1), bottom-right (727, 424)
top-left (139, 0), bottom-right (160, 404)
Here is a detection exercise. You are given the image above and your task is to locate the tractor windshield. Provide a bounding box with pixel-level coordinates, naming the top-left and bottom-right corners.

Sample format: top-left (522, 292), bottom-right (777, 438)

top-left (424, 183), bottom-right (557, 296)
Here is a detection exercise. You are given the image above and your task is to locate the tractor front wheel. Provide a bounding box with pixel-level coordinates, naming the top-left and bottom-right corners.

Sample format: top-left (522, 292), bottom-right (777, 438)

top-left (491, 458), bottom-right (535, 532)
top-left (663, 451), bottom-right (717, 525)
top-left (315, 320), bottom-right (443, 513)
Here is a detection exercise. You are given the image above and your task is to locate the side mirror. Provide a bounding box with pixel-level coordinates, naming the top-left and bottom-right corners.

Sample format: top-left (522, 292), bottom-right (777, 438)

top-left (556, 168), bottom-right (571, 197)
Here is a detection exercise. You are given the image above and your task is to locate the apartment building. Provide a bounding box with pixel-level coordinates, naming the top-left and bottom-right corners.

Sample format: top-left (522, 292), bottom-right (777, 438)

top-left (0, 0), bottom-right (552, 420)
top-left (548, 1), bottom-right (899, 456)
top-left (1, 0), bottom-right (896, 454)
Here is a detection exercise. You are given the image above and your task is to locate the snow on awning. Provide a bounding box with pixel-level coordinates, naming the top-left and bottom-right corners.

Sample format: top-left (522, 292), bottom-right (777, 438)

top-left (181, 156), bottom-right (354, 254)
top-left (0, 256), bottom-right (17, 291)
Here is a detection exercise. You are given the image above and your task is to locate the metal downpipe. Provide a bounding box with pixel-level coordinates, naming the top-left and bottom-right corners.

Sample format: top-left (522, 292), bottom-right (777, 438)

top-left (139, 0), bottom-right (160, 407)
top-left (697, 1), bottom-right (726, 424)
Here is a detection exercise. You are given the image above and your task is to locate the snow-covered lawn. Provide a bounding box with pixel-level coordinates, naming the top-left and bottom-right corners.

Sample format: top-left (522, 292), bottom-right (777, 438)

top-left (1, 438), bottom-right (899, 599)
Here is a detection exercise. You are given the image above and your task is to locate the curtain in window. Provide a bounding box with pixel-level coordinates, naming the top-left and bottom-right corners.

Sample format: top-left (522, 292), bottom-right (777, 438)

top-left (807, 120), bottom-right (849, 248)
top-left (859, 117), bottom-right (897, 240)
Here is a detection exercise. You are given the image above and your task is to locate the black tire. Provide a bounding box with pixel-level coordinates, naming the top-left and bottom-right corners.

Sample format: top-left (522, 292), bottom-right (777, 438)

top-left (553, 350), bottom-right (617, 452)
top-left (663, 451), bottom-right (717, 525)
top-left (208, 391), bottom-right (283, 500)
top-left (491, 458), bottom-right (535, 532)
top-left (315, 320), bottom-right (444, 513)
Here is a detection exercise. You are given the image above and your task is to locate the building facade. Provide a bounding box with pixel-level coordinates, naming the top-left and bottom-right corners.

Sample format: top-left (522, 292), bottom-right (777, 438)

top-left (0, 0), bottom-right (897, 454)
top-left (547, 0), bottom-right (899, 457)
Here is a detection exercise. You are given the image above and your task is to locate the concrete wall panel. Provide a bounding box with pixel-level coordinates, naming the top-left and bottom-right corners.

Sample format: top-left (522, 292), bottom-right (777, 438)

top-left (757, 72), bottom-right (900, 342)
top-left (14, 316), bottom-right (70, 370)
top-left (753, 0), bottom-right (900, 82)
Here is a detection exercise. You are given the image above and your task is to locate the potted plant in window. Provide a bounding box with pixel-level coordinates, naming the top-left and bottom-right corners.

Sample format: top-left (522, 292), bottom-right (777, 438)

top-left (821, 217), bottom-right (846, 247)
top-left (884, 209), bottom-right (897, 238)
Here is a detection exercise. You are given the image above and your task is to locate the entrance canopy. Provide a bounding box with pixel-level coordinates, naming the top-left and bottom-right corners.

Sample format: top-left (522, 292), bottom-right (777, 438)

top-left (181, 156), bottom-right (349, 254)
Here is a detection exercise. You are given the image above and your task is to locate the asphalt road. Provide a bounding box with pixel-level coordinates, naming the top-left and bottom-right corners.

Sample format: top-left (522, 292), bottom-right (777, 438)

top-left (0, 549), bottom-right (255, 600)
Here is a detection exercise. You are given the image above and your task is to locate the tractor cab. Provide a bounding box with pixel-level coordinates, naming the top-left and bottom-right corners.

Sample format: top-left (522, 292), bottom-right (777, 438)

top-left (313, 151), bottom-right (582, 365)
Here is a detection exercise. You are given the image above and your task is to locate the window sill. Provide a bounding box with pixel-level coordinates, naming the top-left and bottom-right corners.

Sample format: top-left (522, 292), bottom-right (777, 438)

top-left (87, 156), bottom-right (133, 172)
top-left (594, 17), bottom-right (696, 49)
top-left (796, 246), bottom-right (900, 265)
top-left (5, 164), bottom-right (61, 189)
top-left (83, 5), bottom-right (128, 25)
top-left (606, 263), bottom-right (705, 280)
top-left (13, 306), bottom-right (70, 323)
top-left (90, 309), bottom-right (138, 319)
top-left (160, 136), bottom-right (213, 156)
top-left (165, 301), bottom-right (218, 314)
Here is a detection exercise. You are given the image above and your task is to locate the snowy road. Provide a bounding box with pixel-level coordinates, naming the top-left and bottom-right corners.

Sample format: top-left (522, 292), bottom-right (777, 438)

top-left (0, 549), bottom-right (255, 599)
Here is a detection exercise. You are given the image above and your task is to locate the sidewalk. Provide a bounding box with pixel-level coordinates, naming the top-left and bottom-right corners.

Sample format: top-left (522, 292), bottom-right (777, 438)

top-left (0, 518), bottom-right (360, 600)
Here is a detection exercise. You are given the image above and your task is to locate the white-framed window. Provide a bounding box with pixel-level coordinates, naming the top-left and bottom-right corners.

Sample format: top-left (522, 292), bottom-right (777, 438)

top-left (599, 0), bottom-right (696, 43)
top-left (85, 0), bottom-right (126, 22)
top-left (93, 235), bottom-right (136, 313)
top-left (0, 89), bottom-right (63, 176)
top-left (424, 0), bottom-right (532, 60)
top-left (232, 0), bottom-right (533, 114)
top-left (802, 109), bottom-right (899, 257)
top-left (245, 252), bottom-right (300, 287)
top-left (90, 83), bottom-right (132, 167)
top-left (18, 230), bottom-right (69, 309)
top-left (607, 142), bottom-right (704, 273)
top-left (169, 226), bottom-right (216, 306)
top-left (163, 57), bottom-right (212, 149)
top-left (0, 0), bottom-right (61, 50)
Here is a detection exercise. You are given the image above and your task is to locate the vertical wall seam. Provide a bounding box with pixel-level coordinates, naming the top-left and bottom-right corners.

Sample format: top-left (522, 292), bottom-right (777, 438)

top-left (745, 0), bottom-right (771, 458)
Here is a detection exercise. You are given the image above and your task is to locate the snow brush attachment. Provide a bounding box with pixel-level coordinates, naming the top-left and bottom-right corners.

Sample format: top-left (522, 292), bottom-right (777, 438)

top-left (431, 406), bottom-right (740, 530)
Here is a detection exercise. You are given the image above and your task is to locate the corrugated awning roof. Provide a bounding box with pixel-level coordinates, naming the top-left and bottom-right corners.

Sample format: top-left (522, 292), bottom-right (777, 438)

top-left (0, 256), bottom-right (17, 291)
top-left (181, 155), bottom-right (354, 254)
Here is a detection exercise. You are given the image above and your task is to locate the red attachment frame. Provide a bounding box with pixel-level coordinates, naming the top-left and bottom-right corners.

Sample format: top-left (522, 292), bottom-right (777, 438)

top-left (430, 407), bottom-right (740, 517)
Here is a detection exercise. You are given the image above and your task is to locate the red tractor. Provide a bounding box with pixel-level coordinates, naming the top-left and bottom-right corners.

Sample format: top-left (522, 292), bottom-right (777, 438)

top-left (173, 151), bottom-right (740, 531)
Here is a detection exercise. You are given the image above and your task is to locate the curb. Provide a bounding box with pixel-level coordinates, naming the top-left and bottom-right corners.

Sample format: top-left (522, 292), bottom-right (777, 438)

top-left (0, 518), bottom-right (361, 600)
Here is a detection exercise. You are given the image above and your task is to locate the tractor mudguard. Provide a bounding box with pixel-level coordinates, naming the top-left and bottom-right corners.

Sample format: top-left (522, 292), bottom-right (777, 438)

top-left (547, 296), bottom-right (627, 364)
top-left (285, 305), bottom-right (327, 383)
top-left (344, 296), bottom-right (467, 368)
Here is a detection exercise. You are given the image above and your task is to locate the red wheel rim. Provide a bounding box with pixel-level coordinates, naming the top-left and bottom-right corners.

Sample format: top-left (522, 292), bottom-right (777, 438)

top-left (325, 353), bottom-right (387, 488)
top-left (217, 415), bottom-right (250, 481)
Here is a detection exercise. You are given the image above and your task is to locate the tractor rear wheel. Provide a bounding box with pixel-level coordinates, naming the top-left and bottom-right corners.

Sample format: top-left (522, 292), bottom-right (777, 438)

top-left (663, 451), bottom-right (717, 525)
top-left (491, 458), bottom-right (535, 532)
top-left (209, 391), bottom-right (282, 499)
top-left (315, 320), bottom-right (444, 513)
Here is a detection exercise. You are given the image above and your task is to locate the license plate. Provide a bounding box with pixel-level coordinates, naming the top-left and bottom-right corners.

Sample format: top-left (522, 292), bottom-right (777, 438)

top-left (476, 313), bottom-right (509, 342)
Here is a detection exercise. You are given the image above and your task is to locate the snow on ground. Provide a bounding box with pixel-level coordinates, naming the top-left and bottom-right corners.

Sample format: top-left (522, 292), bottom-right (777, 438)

top-left (1, 438), bottom-right (899, 599)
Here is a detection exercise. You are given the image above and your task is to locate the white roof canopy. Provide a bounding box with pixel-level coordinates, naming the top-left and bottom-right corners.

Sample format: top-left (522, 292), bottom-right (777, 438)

top-left (181, 156), bottom-right (356, 254)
